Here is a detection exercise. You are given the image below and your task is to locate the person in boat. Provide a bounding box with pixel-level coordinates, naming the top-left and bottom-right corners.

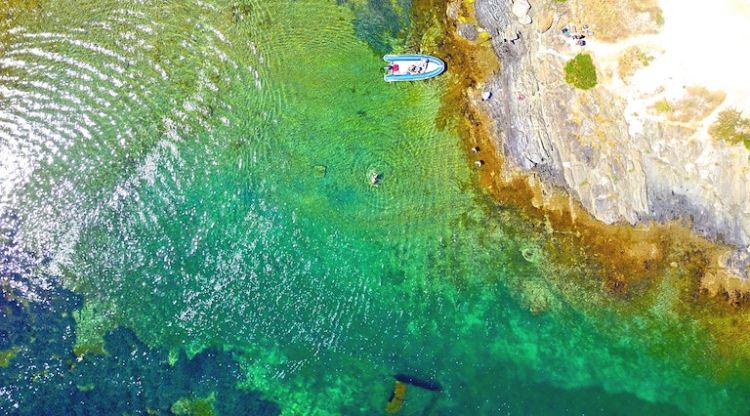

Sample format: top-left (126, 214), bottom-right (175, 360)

top-left (386, 63), bottom-right (400, 74)
top-left (408, 64), bottom-right (425, 75)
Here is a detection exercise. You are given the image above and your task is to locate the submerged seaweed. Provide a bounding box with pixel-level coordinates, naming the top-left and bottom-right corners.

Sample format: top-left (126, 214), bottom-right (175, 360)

top-left (0, 215), bottom-right (279, 416)
top-left (339, 0), bottom-right (412, 53)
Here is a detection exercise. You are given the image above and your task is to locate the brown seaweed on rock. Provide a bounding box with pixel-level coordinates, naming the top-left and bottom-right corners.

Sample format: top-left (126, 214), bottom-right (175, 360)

top-left (407, 0), bottom-right (750, 377)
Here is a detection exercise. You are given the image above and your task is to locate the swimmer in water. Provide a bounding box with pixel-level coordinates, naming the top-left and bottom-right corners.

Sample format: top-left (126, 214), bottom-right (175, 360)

top-left (370, 172), bottom-right (382, 186)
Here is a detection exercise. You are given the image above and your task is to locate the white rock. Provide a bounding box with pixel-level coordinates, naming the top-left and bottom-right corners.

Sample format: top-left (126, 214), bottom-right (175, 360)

top-left (512, 0), bottom-right (531, 18)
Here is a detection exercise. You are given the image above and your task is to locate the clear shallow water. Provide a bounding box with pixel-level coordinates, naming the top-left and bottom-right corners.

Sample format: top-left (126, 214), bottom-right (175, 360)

top-left (2, 0), bottom-right (750, 414)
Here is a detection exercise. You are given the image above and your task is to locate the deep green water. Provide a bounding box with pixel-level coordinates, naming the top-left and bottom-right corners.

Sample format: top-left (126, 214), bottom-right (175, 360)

top-left (3, 0), bottom-right (750, 414)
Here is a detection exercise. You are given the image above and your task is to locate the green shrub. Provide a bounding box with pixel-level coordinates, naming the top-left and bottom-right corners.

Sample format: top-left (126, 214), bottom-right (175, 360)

top-left (564, 53), bottom-right (598, 90)
top-left (636, 49), bottom-right (654, 66)
top-left (653, 99), bottom-right (672, 113)
top-left (709, 110), bottom-right (750, 148)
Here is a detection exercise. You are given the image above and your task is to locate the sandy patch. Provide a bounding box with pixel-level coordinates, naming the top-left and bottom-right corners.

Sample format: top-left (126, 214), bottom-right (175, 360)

top-left (645, 0), bottom-right (750, 112)
top-left (581, 0), bottom-right (750, 135)
top-left (569, 0), bottom-right (662, 42)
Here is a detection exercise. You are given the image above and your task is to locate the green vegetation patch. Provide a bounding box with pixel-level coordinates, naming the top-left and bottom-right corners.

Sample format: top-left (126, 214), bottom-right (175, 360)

top-left (709, 110), bottom-right (750, 148)
top-left (0, 347), bottom-right (20, 367)
top-left (636, 50), bottom-right (654, 66)
top-left (654, 9), bottom-right (665, 26)
top-left (76, 383), bottom-right (96, 392)
top-left (564, 53), bottom-right (598, 90)
top-left (653, 99), bottom-right (672, 113)
top-left (72, 300), bottom-right (115, 357)
top-left (171, 395), bottom-right (216, 416)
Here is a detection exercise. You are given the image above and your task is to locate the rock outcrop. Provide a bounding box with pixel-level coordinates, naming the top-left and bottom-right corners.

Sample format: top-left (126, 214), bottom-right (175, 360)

top-left (474, 0), bottom-right (750, 265)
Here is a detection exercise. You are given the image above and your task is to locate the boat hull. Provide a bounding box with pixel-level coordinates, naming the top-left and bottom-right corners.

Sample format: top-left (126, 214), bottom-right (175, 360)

top-left (383, 54), bottom-right (446, 82)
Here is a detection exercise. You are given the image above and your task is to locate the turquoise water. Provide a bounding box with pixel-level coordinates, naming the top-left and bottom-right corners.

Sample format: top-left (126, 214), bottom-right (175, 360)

top-left (3, 0), bottom-right (750, 414)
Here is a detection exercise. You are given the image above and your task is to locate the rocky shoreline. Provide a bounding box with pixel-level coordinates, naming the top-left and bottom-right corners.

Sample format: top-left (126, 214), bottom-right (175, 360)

top-left (470, 0), bottom-right (750, 274)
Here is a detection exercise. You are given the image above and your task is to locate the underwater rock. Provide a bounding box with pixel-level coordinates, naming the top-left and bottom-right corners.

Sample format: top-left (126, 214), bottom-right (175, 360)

top-left (348, 0), bottom-right (410, 54)
top-left (314, 164), bottom-right (327, 177)
top-left (0, 222), bottom-right (280, 416)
